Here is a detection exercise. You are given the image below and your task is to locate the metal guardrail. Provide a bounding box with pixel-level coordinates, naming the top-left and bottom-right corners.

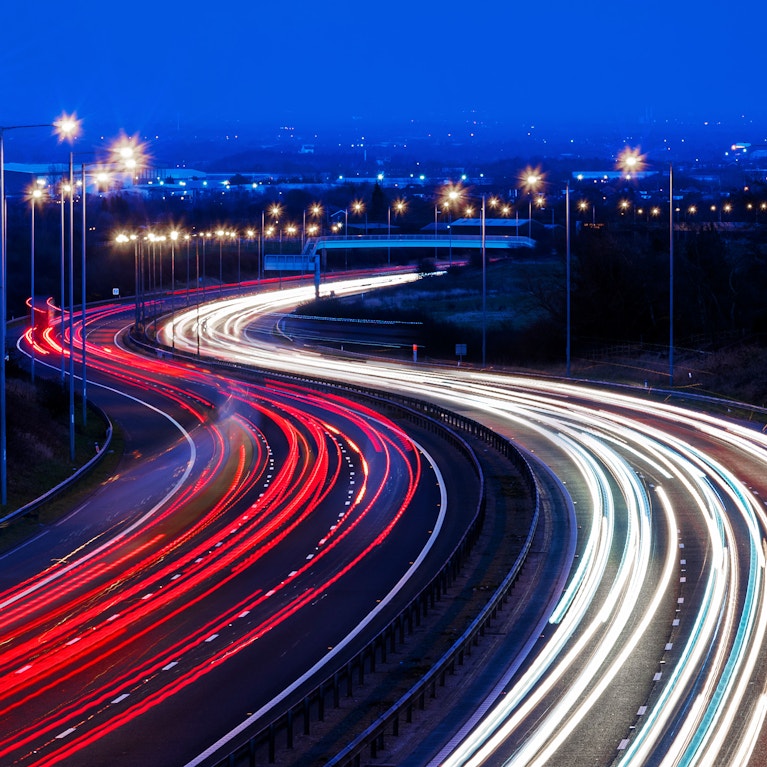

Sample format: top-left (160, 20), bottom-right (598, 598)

top-left (127, 329), bottom-right (540, 767)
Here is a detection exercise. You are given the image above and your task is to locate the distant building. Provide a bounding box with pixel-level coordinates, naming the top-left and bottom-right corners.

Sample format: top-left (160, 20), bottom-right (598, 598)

top-left (572, 170), bottom-right (655, 182)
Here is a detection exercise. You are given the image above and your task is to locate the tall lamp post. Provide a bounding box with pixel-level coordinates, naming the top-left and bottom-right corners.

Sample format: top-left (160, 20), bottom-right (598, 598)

top-left (668, 163), bottom-right (674, 385)
top-left (387, 198), bottom-right (406, 266)
top-left (170, 230), bottom-right (178, 348)
top-left (216, 229), bottom-right (225, 295)
top-left (0, 115), bottom-right (77, 504)
top-left (444, 185), bottom-right (462, 265)
top-left (566, 182), bottom-right (571, 377)
top-left (481, 195), bottom-right (486, 366)
top-left (75, 137), bottom-right (142, 426)
top-left (351, 199), bottom-right (366, 236)
top-left (467, 197), bottom-right (487, 365)
top-left (59, 177), bottom-right (68, 387)
top-left (115, 233), bottom-right (140, 330)
top-left (67, 153), bottom-right (75, 461)
top-left (521, 167), bottom-right (543, 241)
top-left (303, 203), bottom-right (322, 251)
top-left (440, 184), bottom-right (487, 364)
top-left (616, 146), bottom-right (674, 384)
top-left (28, 184), bottom-right (44, 383)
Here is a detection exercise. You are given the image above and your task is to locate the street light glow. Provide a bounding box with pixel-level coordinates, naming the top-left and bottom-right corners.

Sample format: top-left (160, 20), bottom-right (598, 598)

top-left (617, 146), bottom-right (646, 178)
top-left (111, 134), bottom-right (147, 176)
top-left (520, 167), bottom-right (544, 193)
top-left (54, 113), bottom-right (80, 141)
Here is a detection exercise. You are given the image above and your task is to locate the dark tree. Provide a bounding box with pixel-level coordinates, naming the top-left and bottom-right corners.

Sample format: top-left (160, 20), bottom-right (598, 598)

top-left (369, 182), bottom-right (388, 223)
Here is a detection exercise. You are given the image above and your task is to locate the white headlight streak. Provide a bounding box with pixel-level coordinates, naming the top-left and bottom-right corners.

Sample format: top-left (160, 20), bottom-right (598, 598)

top-left (163, 279), bottom-right (767, 767)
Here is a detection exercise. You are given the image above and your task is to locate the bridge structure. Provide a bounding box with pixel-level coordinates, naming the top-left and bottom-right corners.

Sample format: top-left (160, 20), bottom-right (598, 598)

top-left (263, 233), bottom-right (536, 294)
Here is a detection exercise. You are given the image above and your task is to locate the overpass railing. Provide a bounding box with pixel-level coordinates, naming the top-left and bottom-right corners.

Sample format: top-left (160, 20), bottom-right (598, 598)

top-left (303, 233), bottom-right (536, 255)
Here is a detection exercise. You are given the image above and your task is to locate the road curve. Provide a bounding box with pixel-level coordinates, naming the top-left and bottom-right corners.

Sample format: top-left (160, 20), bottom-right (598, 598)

top-left (2, 292), bottom-right (476, 767)
top-left (163, 276), bottom-right (767, 767)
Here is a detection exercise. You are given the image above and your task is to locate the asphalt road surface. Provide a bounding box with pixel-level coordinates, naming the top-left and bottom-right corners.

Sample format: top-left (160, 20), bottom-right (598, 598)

top-left (162, 275), bottom-right (767, 767)
top-left (2, 291), bottom-right (479, 767)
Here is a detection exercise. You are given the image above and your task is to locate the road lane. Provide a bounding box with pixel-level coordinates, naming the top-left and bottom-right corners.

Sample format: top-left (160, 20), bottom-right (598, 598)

top-left (164, 278), bottom-right (767, 767)
top-left (3, 295), bottom-right (475, 767)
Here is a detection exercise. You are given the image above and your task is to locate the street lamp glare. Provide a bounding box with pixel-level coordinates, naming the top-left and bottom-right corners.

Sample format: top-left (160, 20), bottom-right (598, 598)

top-left (520, 167), bottom-right (544, 193)
top-left (617, 146), bottom-right (646, 177)
top-left (111, 134), bottom-right (147, 174)
top-left (54, 113), bottom-right (80, 141)
top-left (440, 183), bottom-right (464, 208)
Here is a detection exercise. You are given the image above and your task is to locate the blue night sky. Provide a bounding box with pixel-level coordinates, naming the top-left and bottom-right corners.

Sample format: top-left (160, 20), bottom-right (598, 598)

top-left (2, 0), bottom-right (764, 139)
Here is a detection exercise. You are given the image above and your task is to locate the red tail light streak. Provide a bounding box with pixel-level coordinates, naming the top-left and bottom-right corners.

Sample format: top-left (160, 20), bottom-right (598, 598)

top-left (5, 293), bottom-right (441, 766)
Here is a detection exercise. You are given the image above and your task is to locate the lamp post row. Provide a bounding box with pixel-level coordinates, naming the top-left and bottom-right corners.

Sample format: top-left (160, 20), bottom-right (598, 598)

top-left (0, 117), bottom-right (78, 505)
top-left (0, 116), bottom-right (144, 504)
top-left (2, 138), bottom-right (697, 505)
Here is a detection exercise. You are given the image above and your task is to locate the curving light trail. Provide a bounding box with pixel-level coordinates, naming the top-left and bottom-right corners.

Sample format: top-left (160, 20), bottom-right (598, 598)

top-left (164, 276), bottom-right (767, 767)
top-left (4, 284), bottom-right (447, 767)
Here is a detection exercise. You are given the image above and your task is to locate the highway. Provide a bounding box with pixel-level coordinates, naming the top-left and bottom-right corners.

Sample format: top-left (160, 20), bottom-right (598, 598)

top-left (2, 285), bottom-right (481, 767)
top-left (162, 275), bottom-right (767, 767)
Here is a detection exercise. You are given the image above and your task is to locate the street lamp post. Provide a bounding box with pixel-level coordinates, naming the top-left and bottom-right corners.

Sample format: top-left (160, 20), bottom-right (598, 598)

top-left (196, 236), bottom-right (201, 357)
top-left (481, 195), bottom-right (486, 367)
top-left (521, 168), bottom-right (543, 241)
top-left (351, 199), bottom-right (366, 236)
top-left (0, 116), bottom-right (77, 504)
top-left (233, 231), bottom-right (240, 289)
top-left (668, 163), bottom-right (674, 385)
top-left (617, 146), bottom-right (673, 384)
top-left (115, 233), bottom-right (140, 331)
top-left (438, 183), bottom-right (487, 363)
top-left (260, 212), bottom-right (265, 281)
top-left (566, 183), bottom-right (571, 377)
top-left (216, 229), bottom-right (224, 295)
top-left (76, 140), bottom-right (142, 426)
top-left (387, 198), bottom-right (406, 266)
top-left (67, 154), bottom-right (75, 461)
top-left (433, 204), bottom-right (439, 260)
top-left (201, 232), bottom-right (209, 296)
top-left (59, 178), bottom-right (67, 387)
top-left (302, 204), bottom-right (322, 252)
top-left (185, 233), bottom-right (191, 306)
top-left (78, 159), bottom-right (92, 427)
top-left (29, 186), bottom-right (43, 383)
top-left (170, 230), bottom-right (178, 348)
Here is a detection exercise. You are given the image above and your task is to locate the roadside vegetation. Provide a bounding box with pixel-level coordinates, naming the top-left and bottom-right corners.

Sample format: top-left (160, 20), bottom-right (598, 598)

top-left (6, 178), bottom-right (767, 522)
top-left (0, 352), bottom-right (117, 527)
top-left (298, 224), bottom-right (767, 409)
